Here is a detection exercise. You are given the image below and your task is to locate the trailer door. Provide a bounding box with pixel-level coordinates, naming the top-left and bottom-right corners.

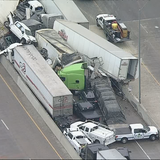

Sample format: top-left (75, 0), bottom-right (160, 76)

top-left (119, 59), bottom-right (129, 80)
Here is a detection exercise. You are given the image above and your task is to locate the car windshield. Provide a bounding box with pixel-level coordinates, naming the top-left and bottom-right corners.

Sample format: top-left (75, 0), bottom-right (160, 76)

top-left (35, 6), bottom-right (43, 12)
top-left (76, 135), bottom-right (84, 139)
top-left (25, 29), bottom-right (32, 36)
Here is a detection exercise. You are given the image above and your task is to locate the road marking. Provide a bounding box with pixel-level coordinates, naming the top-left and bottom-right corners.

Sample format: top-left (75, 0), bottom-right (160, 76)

top-left (0, 74), bottom-right (63, 160)
top-left (1, 119), bottom-right (9, 130)
top-left (140, 24), bottom-right (148, 33)
top-left (135, 141), bottom-right (151, 159)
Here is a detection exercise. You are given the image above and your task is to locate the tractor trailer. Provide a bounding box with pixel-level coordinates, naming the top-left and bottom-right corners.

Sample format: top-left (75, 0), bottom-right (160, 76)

top-left (53, 19), bottom-right (138, 83)
top-left (12, 44), bottom-right (73, 118)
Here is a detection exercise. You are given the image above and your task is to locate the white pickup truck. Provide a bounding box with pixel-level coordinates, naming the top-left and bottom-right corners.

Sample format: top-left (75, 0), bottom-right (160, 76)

top-left (63, 128), bottom-right (92, 155)
top-left (115, 123), bottom-right (159, 143)
top-left (70, 120), bottom-right (116, 145)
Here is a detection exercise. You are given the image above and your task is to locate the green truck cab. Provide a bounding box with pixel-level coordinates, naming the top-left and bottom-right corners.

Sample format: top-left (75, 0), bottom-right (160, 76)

top-left (58, 63), bottom-right (88, 91)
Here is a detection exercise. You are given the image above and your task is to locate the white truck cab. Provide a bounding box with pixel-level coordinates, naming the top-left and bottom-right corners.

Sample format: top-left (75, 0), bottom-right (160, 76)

top-left (70, 121), bottom-right (116, 145)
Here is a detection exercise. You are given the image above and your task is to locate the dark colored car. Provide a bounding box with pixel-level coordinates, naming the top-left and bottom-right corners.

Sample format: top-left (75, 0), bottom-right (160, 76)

top-left (78, 90), bottom-right (98, 108)
top-left (53, 115), bottom-right (80, 132)
top-left (73, 101), bottom-right (101, 122)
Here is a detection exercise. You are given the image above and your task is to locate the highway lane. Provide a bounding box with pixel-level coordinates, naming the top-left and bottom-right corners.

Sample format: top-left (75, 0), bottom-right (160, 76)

top-left (0, 63), bottom-right (71, 159)
top-left (74, 0), bottom-right (160, 159)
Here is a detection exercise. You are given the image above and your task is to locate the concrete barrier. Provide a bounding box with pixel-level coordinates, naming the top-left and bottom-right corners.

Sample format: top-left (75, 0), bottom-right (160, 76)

top-left (0, 55), bottom-right (81, 159)
top-left (122, 84), bottom-right (158, 128)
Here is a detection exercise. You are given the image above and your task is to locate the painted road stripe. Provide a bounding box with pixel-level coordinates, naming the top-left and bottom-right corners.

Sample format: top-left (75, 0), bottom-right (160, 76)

top-left (1, 119), bottom-right (9, 130)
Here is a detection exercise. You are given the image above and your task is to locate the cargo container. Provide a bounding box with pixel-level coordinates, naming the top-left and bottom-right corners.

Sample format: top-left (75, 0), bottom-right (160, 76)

top-left (39, 0), bottom-right (89, 29)
top-left (53, 19), bottom-right (138, 83)
top-left (13, 44), bottom-right (73, 117)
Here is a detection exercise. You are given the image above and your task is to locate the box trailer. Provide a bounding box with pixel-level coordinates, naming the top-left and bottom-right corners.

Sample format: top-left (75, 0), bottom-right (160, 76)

top-left (13, 44), bottom-right (73, 117)
top-left (53, 20), bottom-right (138, 83)
top-left (39, 0), bottom-right (89, 29)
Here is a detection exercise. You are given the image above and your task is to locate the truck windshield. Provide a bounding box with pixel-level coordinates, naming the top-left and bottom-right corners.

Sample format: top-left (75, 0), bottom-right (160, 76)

top-left (91, 126), bottom-right (98, 132)
top-left (35, 6), bottom-right (43, 12)
top-left (143, 126), bottom-right (150, 131)
top-left (76, 136), bottom-right (85, 139)
top-left (25, 29), bottom-right (32, 36)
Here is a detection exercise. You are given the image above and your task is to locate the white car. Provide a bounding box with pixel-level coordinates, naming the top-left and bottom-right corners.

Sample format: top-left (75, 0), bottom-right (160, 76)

top-left (63, 128), bottom-right (92, 155)
top-left (4, 13), bottom-right (37, 44)
top-left (70, 121), bottom-right (116, 145)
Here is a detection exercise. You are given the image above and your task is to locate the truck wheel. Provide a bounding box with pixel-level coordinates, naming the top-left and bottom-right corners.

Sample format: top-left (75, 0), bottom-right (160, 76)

top-left (94, 140), bottom-right (100, 144)
top-left (121, 138), bottom-right (128, 144)
top-left (4, 21), bottom-right (10, 29)
top-left (150, 135), bottom-right (156, 141)
top-left (21, 38), bottom-right (26, 44)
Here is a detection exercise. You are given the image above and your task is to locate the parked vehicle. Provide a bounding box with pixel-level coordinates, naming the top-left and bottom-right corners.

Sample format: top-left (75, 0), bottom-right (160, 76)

top-left (4, 13), bottom-right (37, 44)
top-left (115, 123), bottom-right (159, 143)
top-left (4, 44), bottom-right (73, 118)
top-left (70, 120), bottom-right (116, 145)
top-left (53, 19), bottom-right (138, 83)
top-left (73, 101), bottom-right (101, 122)
top-left (63, 128), bottom-right (92, 155)
top-left (96, 14), bottom-right (130, 43)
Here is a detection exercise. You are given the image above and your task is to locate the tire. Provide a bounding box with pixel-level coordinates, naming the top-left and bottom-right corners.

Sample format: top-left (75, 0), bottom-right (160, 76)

top-left (96, 20), bottom-right (100, 27)
top-left (20, 38), bottom-right (26, 44)
top-left (121, 138), bottom-right (128, 144)
top-left (4, 21), bottom-right (10, 29)
top-left (94, 140), bottom-right (100, 144)
top-left (150, 135), bottom-right (156, 141)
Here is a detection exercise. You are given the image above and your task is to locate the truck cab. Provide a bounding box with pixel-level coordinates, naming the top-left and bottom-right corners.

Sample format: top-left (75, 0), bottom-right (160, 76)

top-left (58, 63), bottom-right (88, 91)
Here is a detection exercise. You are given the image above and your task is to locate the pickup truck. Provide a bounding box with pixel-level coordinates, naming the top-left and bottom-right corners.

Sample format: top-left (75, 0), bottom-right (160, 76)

top-left (63, 128), bottom-right (92, 155)
top-left (70, 120), bottom-right (116, 145)
top-left (73, 101), bottom-right (101, 122)
top-left (115, 123), bottom-right (159, 143)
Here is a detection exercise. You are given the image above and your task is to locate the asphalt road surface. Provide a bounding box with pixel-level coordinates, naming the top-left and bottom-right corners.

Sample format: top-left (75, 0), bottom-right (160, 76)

top-left (0, 63), bottom-right (71, 159)
top-left (74, 0), bottom-right (160, 159)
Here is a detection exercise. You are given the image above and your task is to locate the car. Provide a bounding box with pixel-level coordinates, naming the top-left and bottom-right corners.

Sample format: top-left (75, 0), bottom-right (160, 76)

top-left (4, 13), bottom-right (37, 44)
top-left (73, 101), bottom-right (101, 122)
top-left (78, 90), bottom-right (98, 108)
top-left (63, 128), bottom-right (92, 155)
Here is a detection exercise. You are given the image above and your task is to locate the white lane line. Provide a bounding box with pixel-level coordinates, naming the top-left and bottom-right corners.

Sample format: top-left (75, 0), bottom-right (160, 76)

top-left (135, 141), bottom-right (151, 159)
top-left (1, 119), bottom-right (9, 130)
top-left (140, 24), bottom-right (148, 33)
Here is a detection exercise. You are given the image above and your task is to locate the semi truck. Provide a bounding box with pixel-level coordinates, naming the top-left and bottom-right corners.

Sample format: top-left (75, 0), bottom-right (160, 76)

top-left (53, 19), bottom-right (138, 83)
top-left (9, 44), bottom-right (73, 118)
top-left (39, 0), bottom-right (89, 29)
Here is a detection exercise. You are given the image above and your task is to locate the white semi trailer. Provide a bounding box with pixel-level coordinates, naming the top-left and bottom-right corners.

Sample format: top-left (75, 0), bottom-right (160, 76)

top-left (39, 0), bottom-right (89, 29)
top-left (13, 44), bottom-right (73, 117)
top-left (53, 19), bottom-right (138, 83)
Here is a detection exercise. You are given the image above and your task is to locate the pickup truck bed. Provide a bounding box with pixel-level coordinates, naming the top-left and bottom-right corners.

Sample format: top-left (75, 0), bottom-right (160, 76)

top-left (115, 127), bottom-right (131, 135)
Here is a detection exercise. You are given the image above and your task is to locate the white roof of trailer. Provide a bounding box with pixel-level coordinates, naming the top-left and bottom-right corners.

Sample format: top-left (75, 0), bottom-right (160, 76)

top-left (36, 29), bottom-right (75, 54)
top-left (14, 45), bottom-right (72, 97)
top-left (53, 0), bottom-right (88, 23)
top-left (55, 20), bottom-right (137, 59)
